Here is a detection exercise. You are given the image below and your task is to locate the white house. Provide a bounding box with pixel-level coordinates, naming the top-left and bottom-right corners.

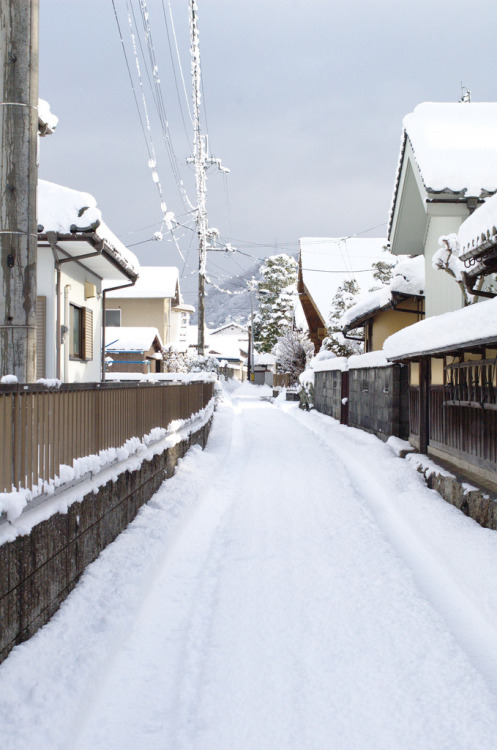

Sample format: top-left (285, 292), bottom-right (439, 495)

top-left (37, 180), bottom-right (139, 383)
top-left (388, 101), bottom-right (497, 318)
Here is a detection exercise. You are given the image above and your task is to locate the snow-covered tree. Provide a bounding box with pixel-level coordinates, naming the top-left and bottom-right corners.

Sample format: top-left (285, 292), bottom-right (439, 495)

top-left (369, 257), bottom-right (396, 291)
top-left (254, 254), bottom-right (298, 353)
top-left (324, 278), bottom-right (363, 357)
top-left (273, 328), bottom-right (314, 384)
top-left (433, 234), bottom-right (477, 305)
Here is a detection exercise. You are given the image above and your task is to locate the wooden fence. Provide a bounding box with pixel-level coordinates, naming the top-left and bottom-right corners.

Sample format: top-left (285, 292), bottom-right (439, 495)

top-left (409, 358), bottom-right (497, 473)
top-left (0, 380), bottom-right (214, 494)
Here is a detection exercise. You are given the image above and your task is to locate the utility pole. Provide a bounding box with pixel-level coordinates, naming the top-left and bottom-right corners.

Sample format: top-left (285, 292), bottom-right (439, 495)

top-left (188, 0), bottom-right (228, 356)
top-left (247, 278), bottom-right (256, 382)
top-left (0, 0), bottom-right (39, 381)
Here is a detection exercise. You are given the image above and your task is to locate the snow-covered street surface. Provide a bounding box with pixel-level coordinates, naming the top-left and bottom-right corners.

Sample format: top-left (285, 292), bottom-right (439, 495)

top-left (2, 382), bottom-right (497, 750)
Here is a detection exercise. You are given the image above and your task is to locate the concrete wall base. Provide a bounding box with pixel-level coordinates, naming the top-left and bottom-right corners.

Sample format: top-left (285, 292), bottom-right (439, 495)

top-left (0, 418), bottom-right (212, 664)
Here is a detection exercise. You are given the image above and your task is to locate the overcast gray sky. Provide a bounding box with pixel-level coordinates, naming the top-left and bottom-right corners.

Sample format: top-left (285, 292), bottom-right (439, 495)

top-left (39, 0), bottom-right (497, 297)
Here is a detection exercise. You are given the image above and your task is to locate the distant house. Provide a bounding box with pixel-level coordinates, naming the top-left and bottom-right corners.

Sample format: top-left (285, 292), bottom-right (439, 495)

top-left (388, 102), bottom-right (497, 318)
top-left (104, 266), bottom-right (193, 354)
top-left (298, 237), bottom-right (388, 351)
top-left (207, 323), bottom-right (248, 372)
top-left (105, 327), bottom-right (164, 375)
top-left (37, 180), bottom-right (139, 383)
top-left (341, 256), bottom-right (425, 352)
top-left (252, 352), bottom-right (277, 386)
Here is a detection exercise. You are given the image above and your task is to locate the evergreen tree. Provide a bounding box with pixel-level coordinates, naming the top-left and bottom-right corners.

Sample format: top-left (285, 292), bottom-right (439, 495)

top-left (254, 254), bottom-right (298, 353)
top-left (369, 257), bottom-right (395, 290)
top-left (324, 278), bottom-right (363, 357)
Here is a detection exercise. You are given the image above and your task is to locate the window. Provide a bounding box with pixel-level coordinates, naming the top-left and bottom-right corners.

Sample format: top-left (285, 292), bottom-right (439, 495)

top-left (105, 308), bottom-right (121, 327)
top-left (70, 304), bottom-right (93, 361)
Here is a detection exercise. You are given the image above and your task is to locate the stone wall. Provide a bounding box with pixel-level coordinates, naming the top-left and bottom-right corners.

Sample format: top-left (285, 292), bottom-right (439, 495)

top-left (314, 371), bottom-right (342, 420)
top-left (313, 365), bottom-right (409, 440)
top-left (348, 365), bottom-right (409, 440)
top-left (0, 419), bottom-right (211, 664)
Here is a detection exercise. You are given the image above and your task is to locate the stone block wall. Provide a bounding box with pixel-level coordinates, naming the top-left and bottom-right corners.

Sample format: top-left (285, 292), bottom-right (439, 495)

top-left (313, 365), bottom-right (409, 440)
top-left (0, 419), bottom-right (211, 664)
top-left (314, 371), bottom-right (342, 420)
top-left (348, 365), bottom-right (408, 440)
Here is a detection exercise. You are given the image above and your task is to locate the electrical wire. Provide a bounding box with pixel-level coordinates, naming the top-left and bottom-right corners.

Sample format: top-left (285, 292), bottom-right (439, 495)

top-left (160, 0), bottom-right (192, 147)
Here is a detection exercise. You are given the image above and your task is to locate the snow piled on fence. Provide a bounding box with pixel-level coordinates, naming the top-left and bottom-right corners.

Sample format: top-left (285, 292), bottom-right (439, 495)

top-left (0, 396), bottom-right (216, 543)
top-left (105, 371), bottom-right (217, 383)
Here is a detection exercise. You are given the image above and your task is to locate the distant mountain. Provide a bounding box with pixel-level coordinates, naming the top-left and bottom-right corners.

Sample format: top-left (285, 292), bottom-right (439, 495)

top-left (188, 261), bottom-right (262, 328)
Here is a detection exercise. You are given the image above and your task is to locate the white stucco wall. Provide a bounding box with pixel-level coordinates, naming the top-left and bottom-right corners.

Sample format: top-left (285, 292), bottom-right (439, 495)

top-left (170, 308), bottom-right (192, 352)
top-left (424, 210), bottom-right (466, 318)
top-left (60, 263), bottom-right (103, 382)
top-left (36, 246), bottom-right (57, 379)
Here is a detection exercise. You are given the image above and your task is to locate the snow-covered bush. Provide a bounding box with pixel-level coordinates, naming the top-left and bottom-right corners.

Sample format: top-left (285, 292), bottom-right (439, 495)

top-left (273, 328), bottom-right (314, 385)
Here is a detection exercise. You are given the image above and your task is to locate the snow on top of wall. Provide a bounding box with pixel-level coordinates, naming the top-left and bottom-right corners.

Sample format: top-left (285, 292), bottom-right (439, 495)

top-left (105, 371), bottom-right (217, 383)
top-left (404, 102), bottom-right (497, 196)
top-left (341, 255), bottom-right (425, 329)
top-left (384, 297), bottom-right (497, 359)
top-left (299, 237), bottom-right (387, 324)
top-left (38, 180), bottom-right (139, 276)
top-left (312, 356), bottom-right (348, 373)
top-left (106, 266), bottom-right (179, 299)
top-left (38, 99), bottom-right (58, 135)
top-left (348, 351), bottom-right (390, 369)
top-left (458, 192), bottom-right (497, 255)
top-left (105, 327), bottom-right (163, 352)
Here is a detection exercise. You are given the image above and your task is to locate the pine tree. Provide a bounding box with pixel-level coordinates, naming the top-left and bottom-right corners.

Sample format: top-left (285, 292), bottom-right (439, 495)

top-left (325, 278), bottom-right (363, 357)
top-left (254, 254), bottom-right (297, 353)
top-left (369, 258), bottom-right (395, 290)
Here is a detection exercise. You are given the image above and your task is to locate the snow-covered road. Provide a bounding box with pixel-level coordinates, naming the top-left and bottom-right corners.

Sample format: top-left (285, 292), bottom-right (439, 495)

top-left (2, 382), bottom-right (497, 750)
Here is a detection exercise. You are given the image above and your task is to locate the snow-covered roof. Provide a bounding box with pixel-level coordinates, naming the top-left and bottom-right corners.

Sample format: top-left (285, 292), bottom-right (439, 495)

top-left (403, 102), bottom-right (497, 196)
top-left (253, 353), bottom-right (277, 366)
top-left (458, 192), bottom-right (497, 256)
top-left (389, 255), bottom-right (425, 296)
top-left (105, 327), bottom-right (163, 352)
top-left (208, 332), bottom-right (248, 361)
top-left (38, 99), bottom-right (58, 136)
top-left (38, 180), bottom-right (139, 281)
top-left (210, 322), bottom-right (248, 336)
top-left (106, 266), bottom-right (179, 300)
top-left (383, 297), bottom-right (497, 360)
top-left (341, 255), bottom-right (425, 331)
top-left (172, 303), bottom-right (195, 314)
top-left (299, 237), bottom-right (388, 325)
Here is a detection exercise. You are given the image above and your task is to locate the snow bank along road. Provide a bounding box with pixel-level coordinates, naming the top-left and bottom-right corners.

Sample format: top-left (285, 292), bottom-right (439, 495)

top-left (2, 382), bottom-right (497, 750)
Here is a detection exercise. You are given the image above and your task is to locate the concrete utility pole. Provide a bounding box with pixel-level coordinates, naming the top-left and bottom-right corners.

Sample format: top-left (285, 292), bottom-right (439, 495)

top-left (0, 0), bottom-right (39, 381)
top-left (188, 1), bottom-right (229, 356)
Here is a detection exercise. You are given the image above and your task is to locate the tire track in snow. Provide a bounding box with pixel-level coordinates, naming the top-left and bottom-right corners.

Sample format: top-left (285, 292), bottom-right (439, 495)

top-left (283, 403), bottom-right (497, 696)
